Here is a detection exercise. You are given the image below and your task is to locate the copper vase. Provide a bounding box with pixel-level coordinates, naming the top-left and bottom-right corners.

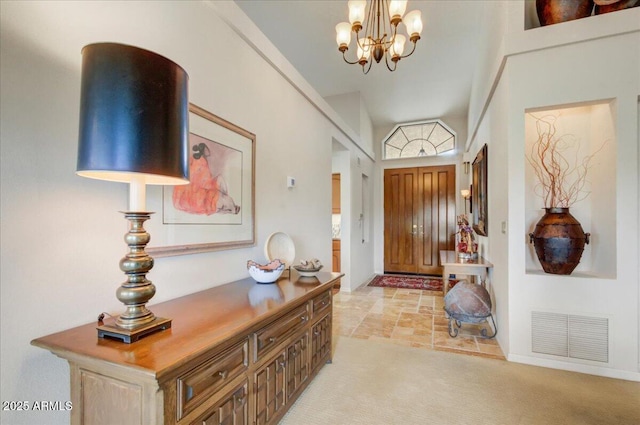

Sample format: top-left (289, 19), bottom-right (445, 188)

top-left (529, 208), bottom-right (590, 275)
top-left (594, 0), bottom-right (640, 15)
top-left (536, 0), bottom-right (594, 26)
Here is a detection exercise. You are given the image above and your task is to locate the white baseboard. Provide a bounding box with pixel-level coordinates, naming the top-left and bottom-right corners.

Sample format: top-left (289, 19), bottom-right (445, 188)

top-left (342, 273), bottom-right (377, 293)
top-left (508, 353), bottom-right (640, 382)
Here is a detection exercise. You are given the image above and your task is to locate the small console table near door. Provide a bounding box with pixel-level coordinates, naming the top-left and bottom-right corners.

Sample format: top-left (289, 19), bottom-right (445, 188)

top-left (440, 250), bottom-right (493, 295)
top-left (32, 271), bottom-right (342, 425)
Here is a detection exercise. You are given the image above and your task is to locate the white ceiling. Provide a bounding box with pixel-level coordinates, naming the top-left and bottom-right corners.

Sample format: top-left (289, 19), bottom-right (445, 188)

top-left (234, 0), bottom-right (486, 130)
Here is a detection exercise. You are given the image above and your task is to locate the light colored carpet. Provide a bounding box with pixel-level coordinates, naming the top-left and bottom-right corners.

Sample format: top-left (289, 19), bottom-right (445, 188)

top-left (280, 337), bottom-right (640, 425)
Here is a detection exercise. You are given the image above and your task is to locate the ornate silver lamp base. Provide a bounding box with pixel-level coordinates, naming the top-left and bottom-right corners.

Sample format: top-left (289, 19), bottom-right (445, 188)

top-left (97, 212), bottom-right (171, 343)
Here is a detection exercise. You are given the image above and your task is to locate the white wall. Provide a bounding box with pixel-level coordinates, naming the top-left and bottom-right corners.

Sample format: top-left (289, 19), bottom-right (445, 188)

top-left (346, 150), bottom-right (376, 290)
top-left (467, 71), bottom-right (511, 356)
top-left (326, 92), bottom-right (361, 136)
top-left (327, 92), bottom-right (376, 292)
top-left (0, 1), bottom-right (375, 423)
top-left (359, 96), bottom-right (374, 153)
top-left (467, 2), bottom-right (509, 152)
top-left (331, 140), bottom-right (376, 292)
top-left (468, 1), bottom-right (640, 380)
top-left (508, 31), bottom-right (639, 380)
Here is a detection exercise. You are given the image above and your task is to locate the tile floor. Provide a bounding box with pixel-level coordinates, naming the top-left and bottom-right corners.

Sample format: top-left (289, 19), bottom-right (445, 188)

top-left (332, 284), bottom-right (505, 360)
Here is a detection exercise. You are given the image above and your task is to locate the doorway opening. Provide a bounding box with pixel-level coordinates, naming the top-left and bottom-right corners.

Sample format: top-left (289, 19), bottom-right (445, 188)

top-left (332, 140), bottom-right (349, 291)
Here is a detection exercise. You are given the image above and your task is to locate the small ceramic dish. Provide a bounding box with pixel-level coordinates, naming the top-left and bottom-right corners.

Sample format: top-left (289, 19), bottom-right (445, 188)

top-left (294, 268), bottom-right (321, 277)
top-left (294, 259), bottom-right (323, 276)
top-left (247, 259), bottom-right (285, 284)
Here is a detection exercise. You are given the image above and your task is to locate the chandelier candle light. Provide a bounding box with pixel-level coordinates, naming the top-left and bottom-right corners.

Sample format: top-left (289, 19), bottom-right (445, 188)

top-left (336, 0), bottom-right (423, 73)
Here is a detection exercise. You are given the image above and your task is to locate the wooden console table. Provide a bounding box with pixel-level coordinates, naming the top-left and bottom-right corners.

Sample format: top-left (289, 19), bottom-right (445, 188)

top-left (440, 250), bottom-right (493, 295)
top-left (32, 271), bottom-right (342, 425)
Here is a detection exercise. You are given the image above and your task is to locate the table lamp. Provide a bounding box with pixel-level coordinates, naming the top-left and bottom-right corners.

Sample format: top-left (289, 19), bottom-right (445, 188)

top-left (461, 188), bottom-right (471, 214)
top-left (76, 43), bottom-right (189, 343)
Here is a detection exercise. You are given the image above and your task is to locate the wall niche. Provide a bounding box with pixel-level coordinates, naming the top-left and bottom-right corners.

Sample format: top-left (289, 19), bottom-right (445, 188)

top-left (524, 100), bottom-right (617, 278)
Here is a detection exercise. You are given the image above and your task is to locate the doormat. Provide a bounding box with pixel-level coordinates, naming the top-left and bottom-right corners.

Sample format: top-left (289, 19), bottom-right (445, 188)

top-left (368, 274), bottom-right (458, 292)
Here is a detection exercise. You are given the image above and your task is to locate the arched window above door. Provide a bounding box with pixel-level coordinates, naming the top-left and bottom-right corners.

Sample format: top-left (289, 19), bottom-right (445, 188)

top-left (383, 120), bottom-right (456, 159)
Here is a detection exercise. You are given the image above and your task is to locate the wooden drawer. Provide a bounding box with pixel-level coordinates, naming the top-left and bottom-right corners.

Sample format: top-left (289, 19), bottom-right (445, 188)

top-left (177, 339), bottom-right (249, 421)
top-left (191, 379), bottom-right (248, 425)
top-left (286, 334), bottom-right (309, 401)
top-left (311, 314), bottom-right (332, 372)
top-left (254, 351), bottom-right (286, 425)
top-left (311, 291), bottom-right (331, 318)
top-left (254, 304), bottom-right (309, 362)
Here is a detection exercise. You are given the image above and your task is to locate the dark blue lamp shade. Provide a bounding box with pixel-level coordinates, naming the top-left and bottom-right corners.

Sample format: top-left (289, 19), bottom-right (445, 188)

top-left (76, 43), bottom-right (190, 185)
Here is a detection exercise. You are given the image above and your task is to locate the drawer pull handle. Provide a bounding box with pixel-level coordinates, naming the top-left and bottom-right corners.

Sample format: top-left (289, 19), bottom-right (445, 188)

top-left (279, 361), bottom-right (286, 369)
top-left (235, 396), bottom-right (245, 405)
top-left (300, 316), bottom-right (307, 323)
top-left (268, 336), bottom-right (276, 343)
top-left (291, 351), bottom-right (297, 357)
top-left (314, 330), bottom-right (320, 336)
top-left (217, 370), bottom-right (228, 379)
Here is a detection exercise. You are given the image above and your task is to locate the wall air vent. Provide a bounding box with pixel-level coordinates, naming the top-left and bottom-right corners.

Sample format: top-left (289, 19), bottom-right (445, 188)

top-left (532, 311), bottom-right (568, 357)
top-left (532, 311), bottom-right (608, 363)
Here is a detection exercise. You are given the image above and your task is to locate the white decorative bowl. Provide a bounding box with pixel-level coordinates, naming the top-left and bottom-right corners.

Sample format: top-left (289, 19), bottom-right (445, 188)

top-left (247, 259), bottom-right (285, 284)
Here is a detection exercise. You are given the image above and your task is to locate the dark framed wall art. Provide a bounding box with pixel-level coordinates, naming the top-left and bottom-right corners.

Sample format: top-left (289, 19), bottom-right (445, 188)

top-left (472, 144), bottom-right (488, 236)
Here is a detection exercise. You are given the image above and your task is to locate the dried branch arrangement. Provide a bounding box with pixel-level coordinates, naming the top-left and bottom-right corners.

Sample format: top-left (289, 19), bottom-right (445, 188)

top-left (526, 113), bottom-right (603, 208)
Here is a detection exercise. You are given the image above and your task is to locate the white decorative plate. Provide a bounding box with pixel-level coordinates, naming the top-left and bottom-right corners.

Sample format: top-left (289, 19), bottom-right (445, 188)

top-left (264, 232), bottom-right (295, 268)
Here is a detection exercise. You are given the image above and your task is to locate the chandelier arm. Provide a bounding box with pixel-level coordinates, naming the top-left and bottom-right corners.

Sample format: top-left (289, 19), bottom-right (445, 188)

top-left (362, 58), bottom-right (373, 74)
top-left (384, 52), bottom-right (398, 72)
top-left (383, 3), bottom-right (400, 70)
top-left (354, 30), bottom-right (368, 56)
top-left (364, 0), bottom-right (376, 43)
top-left (380, 0), bottom-right (392, 50)
top-left (399, 40), bottom-right (418, 59)
top-left (374, 0), bottom-right (383, 41)
top-left (342, 50), bottom-right (362, 65)
top-left (388, 12), bottom-right (399, 46)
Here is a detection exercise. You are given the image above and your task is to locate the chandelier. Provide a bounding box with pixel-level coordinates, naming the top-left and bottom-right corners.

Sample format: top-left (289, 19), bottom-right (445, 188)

top-left (335, 0), bottom-right (423, 74)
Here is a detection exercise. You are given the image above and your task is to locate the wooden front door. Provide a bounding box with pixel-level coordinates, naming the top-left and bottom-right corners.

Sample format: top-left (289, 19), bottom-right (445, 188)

top-left (384, 165), bottom-right (456, 275)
